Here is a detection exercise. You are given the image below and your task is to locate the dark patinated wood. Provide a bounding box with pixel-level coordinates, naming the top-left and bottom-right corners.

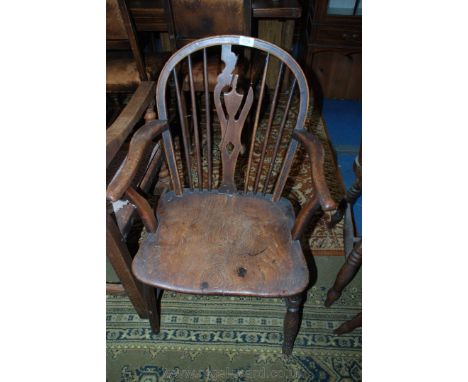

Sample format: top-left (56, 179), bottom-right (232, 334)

top-left (187, 55), bottom-right (204, 188)
top-left (329, 144), bottom-right (361, 228)
top-left (107, 0), bottom-right (168, 98)
top-left (300, 0), bottom-right (361, 100)
top-left (127, 0), bottom-right (301, 33)
top-left (143, 283), bottom-right (161, 333)
top-left (113, 106), bottom-right (163, 238)
top-left (106, 81), bottom-right (155, 167)
top-left (155, 36), bottom-right (310, 198)
top-left (106, 82), bottom-right (163, 320)
top-left (203, 48), bottom-right (213, 190)
top-left (107, 36), bottom-right (336, 354)
top-left (253, 0), bottom-right (301, 19)
top-left (263, 78), bottom-right (296, 193)
top-left (291, 194), bottom-right (320, 241)
top-left (165, 0), bottom-right (252, 48)
top-left (106, 213), bottom-right (148, 318)
top-left (116, 0), bottom-right (147, 81)
top-left (253, 60), bottom-right (284, 192)
top-left (172, 68), bottom-right (194, 189)
top-left (244, 52), bottom-right (270, 192)
top-left (334, 312), bottom-right (361, 335)
top-left (107, 119), bottom-right (168, 201)
top-left (214, 45), bottom-right (254, 192)
top-left (292, 129), bottom-right (336, 211)
top-left (113, 147), bottom-right (162, 237)
top-left (325, 148), bottom-right (361, 335)
top-left (125, 186), bottom-right (157, 233)
top-left (282, 293), bottom-right (304, 355)
top-left (325, 239), bottom-right (362, 307)
top-left (132, 190), bottom-right (308, 296)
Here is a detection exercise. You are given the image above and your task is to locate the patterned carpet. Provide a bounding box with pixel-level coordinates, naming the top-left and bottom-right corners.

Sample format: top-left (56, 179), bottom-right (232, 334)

top-left (107, 283), bottom-right (361, 381)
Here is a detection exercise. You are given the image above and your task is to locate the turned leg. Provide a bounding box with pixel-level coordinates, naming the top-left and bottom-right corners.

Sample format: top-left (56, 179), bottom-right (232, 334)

top-left (282, 294), bottom-right (304, 355)
top-left (328, 148), bottom-right (362, 229)
top-left (153, 160), bottom-right (171, 195)
top-left (325, 239), bottom-right (362, 307)
top-left (334, 312), bottom-right (362, 335)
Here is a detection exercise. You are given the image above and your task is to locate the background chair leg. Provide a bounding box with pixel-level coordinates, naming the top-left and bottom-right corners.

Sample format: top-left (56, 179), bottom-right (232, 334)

top-left (334, 312), bottom-right (362, 335)
top-left (282, 294), bottom-right (304, 355)
top-left (325, 239), bottom-right (362, 307)
top-left (144, 286), bottom-right (160, 334)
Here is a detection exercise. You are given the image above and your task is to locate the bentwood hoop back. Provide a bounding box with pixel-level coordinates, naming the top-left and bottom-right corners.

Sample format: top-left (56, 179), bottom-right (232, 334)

top-left (155, 35), bottom-right (309, 200)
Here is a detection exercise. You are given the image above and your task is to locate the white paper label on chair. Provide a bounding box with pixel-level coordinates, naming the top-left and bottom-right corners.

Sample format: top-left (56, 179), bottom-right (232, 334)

top-left (239, 36), bottom-right (254, 47)
top-left (112, 199), bottom-right (129, 213)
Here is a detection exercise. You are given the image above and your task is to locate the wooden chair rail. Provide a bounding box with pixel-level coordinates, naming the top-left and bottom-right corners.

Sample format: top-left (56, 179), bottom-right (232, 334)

top-left (106, 81), bottom-right (156, 167)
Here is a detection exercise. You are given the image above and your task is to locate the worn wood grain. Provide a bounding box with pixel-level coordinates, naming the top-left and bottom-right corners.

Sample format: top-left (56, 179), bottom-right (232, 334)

top-left (107, 119), bottom-right (168, 201)
top-left (133, 190), bottom-right (309, 296)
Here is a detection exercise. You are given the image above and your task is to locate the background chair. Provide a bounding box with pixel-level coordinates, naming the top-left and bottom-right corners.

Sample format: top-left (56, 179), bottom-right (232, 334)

top-left (106, 0), bottom-right (168, 123)
top-left (106, 79), bottom-right (164, 330)
top-left (164, 0), bottom-right (253, 91)
top-left (325, 145), bottom-right (362, 334)
top-left (164, 0), bottom-right (252, 49)
top-left (107, 35), bottom-right (337, 354)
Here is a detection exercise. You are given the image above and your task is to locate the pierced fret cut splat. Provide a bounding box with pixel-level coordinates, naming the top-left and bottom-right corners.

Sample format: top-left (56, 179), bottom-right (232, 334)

top-left (214, 45), bottom-right (254, 193)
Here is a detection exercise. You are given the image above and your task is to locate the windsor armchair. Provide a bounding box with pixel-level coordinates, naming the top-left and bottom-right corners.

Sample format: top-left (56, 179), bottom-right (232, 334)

top-left (107, 35), bottom-right (336, 354)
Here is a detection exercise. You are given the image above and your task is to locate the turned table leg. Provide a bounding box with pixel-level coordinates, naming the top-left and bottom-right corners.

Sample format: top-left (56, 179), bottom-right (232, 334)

top-left (325, 239), bottom-right (362, 308)
top-left (334, 312), bottom-right (362, 335)
top-left (329, 146), bottom-right (362, 229)
top-left (282, 294), bottom-right (304, 355)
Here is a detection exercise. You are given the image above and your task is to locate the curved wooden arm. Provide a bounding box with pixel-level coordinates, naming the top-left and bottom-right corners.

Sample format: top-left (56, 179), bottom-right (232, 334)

top-left (125, 186), bottom-right (157, 233)
top-left (107, 119), bottom-right (168, 202)
top-left (292, 129), bottom-right (336, 211)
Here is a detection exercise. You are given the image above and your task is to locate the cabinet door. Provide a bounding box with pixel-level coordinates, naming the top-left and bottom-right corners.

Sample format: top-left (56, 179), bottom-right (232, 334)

top-left (315, 0), bottom-right (362, 25)
top-left (311, 50), bottom-right (361, 99)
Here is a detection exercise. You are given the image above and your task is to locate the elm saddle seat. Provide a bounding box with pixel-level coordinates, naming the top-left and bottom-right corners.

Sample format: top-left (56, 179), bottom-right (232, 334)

top-left (132, 190), bottom-right (309, 296)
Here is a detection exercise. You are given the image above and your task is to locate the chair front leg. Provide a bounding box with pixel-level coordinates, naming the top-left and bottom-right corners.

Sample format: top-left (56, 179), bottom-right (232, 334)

top-left (282, 293), bottom-right (304, 355)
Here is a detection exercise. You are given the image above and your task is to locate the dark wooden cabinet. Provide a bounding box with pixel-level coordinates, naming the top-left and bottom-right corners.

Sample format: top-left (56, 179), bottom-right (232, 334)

top-left (300, 0), bottom-right (362, 100)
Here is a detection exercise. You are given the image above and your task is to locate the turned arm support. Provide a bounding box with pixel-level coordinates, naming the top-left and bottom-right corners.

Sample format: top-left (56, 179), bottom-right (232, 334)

top-left (107, 119), bottom-right (168, 233)
top-left (291, 129), bottom-right (337, 240)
